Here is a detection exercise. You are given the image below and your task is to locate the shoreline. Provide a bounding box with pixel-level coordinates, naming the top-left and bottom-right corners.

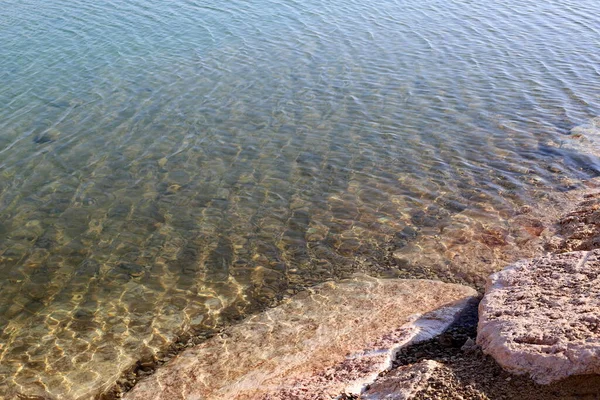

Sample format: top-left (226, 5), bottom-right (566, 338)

top-left (104, 180), bottom-right (600, 399)
top-left (386, 294), bottom-right (600, 399)
top-left (370, 184), bottom-right (600, 399)
top-left (6, 118), bottom-right (599, 399)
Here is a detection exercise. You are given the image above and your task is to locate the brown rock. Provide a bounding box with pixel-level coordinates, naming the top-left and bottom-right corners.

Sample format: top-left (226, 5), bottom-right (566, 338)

top-left (125, 275), bottom-right (476, 400)
top-left (477, 250), bottom-right (600, 384)
top-left (552, 192), bottom-right (600, 252)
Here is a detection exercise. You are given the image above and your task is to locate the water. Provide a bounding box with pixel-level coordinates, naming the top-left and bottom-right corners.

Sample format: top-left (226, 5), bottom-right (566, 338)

top-left (1, 0), bottom-right (599, 398)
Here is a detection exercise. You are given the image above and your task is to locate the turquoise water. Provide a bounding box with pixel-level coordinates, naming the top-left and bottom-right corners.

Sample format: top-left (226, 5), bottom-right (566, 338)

top-left (1, 0), bottom-right (600, 397)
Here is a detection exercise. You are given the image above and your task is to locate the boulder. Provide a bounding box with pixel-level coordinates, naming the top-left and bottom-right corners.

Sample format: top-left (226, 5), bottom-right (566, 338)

top-left (478, 250), bottom-right (600, 384)
top-left (125, 275), bottom-right (476, 400)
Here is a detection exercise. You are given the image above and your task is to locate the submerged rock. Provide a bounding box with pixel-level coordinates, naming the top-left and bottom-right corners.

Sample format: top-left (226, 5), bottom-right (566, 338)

top-left (124, 275), bottom-right (476, 400)
top-left (478, 250), bottom-right (600, 384)
top-left (548, 192), bottom-right (600, 252)
top-left (33, 128), bottom-right (61, 144)
top-left (570, 116), bottom-right (600, 141)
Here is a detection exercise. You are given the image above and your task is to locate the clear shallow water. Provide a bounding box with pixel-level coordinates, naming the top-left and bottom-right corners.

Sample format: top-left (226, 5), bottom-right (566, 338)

top-left (1, 0), bottom-right (599, 397)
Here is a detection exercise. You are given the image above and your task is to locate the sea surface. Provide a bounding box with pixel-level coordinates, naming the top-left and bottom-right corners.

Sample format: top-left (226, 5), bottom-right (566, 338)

top-left (1, 0), bottom-right (599, 398)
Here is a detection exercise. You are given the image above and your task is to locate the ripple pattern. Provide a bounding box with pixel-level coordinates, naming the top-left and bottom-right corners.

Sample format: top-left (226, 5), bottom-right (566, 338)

top-left (0, 0), bottom-right (599, 398)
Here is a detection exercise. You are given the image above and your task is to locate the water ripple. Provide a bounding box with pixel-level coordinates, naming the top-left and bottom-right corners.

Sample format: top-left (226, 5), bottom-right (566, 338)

top-left (0, 0), bottom-right (599, 398)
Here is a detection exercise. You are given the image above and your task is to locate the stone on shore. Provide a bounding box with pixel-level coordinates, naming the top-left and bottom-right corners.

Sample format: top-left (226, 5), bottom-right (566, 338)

top-left (361, 360), bottom-right (444, 400)
top-left (124, 274), bottom-right (476, 400)
top-left (477, 250), bottom-right (600, 384)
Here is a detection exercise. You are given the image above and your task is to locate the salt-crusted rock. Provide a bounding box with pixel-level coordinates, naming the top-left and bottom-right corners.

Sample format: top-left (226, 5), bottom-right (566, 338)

top-left (477, 250), bottom-right (600, 384)
top-left (361, 360), bottom-right (443, 400)
top-left (125, 274), bottom-right (476, 400)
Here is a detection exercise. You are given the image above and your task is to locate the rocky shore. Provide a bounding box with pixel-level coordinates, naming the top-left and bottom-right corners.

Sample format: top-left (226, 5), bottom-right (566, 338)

top-left (371, 190), bottom-right (600, 399)
top-left (113, 189), bottom-right (600, 399)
